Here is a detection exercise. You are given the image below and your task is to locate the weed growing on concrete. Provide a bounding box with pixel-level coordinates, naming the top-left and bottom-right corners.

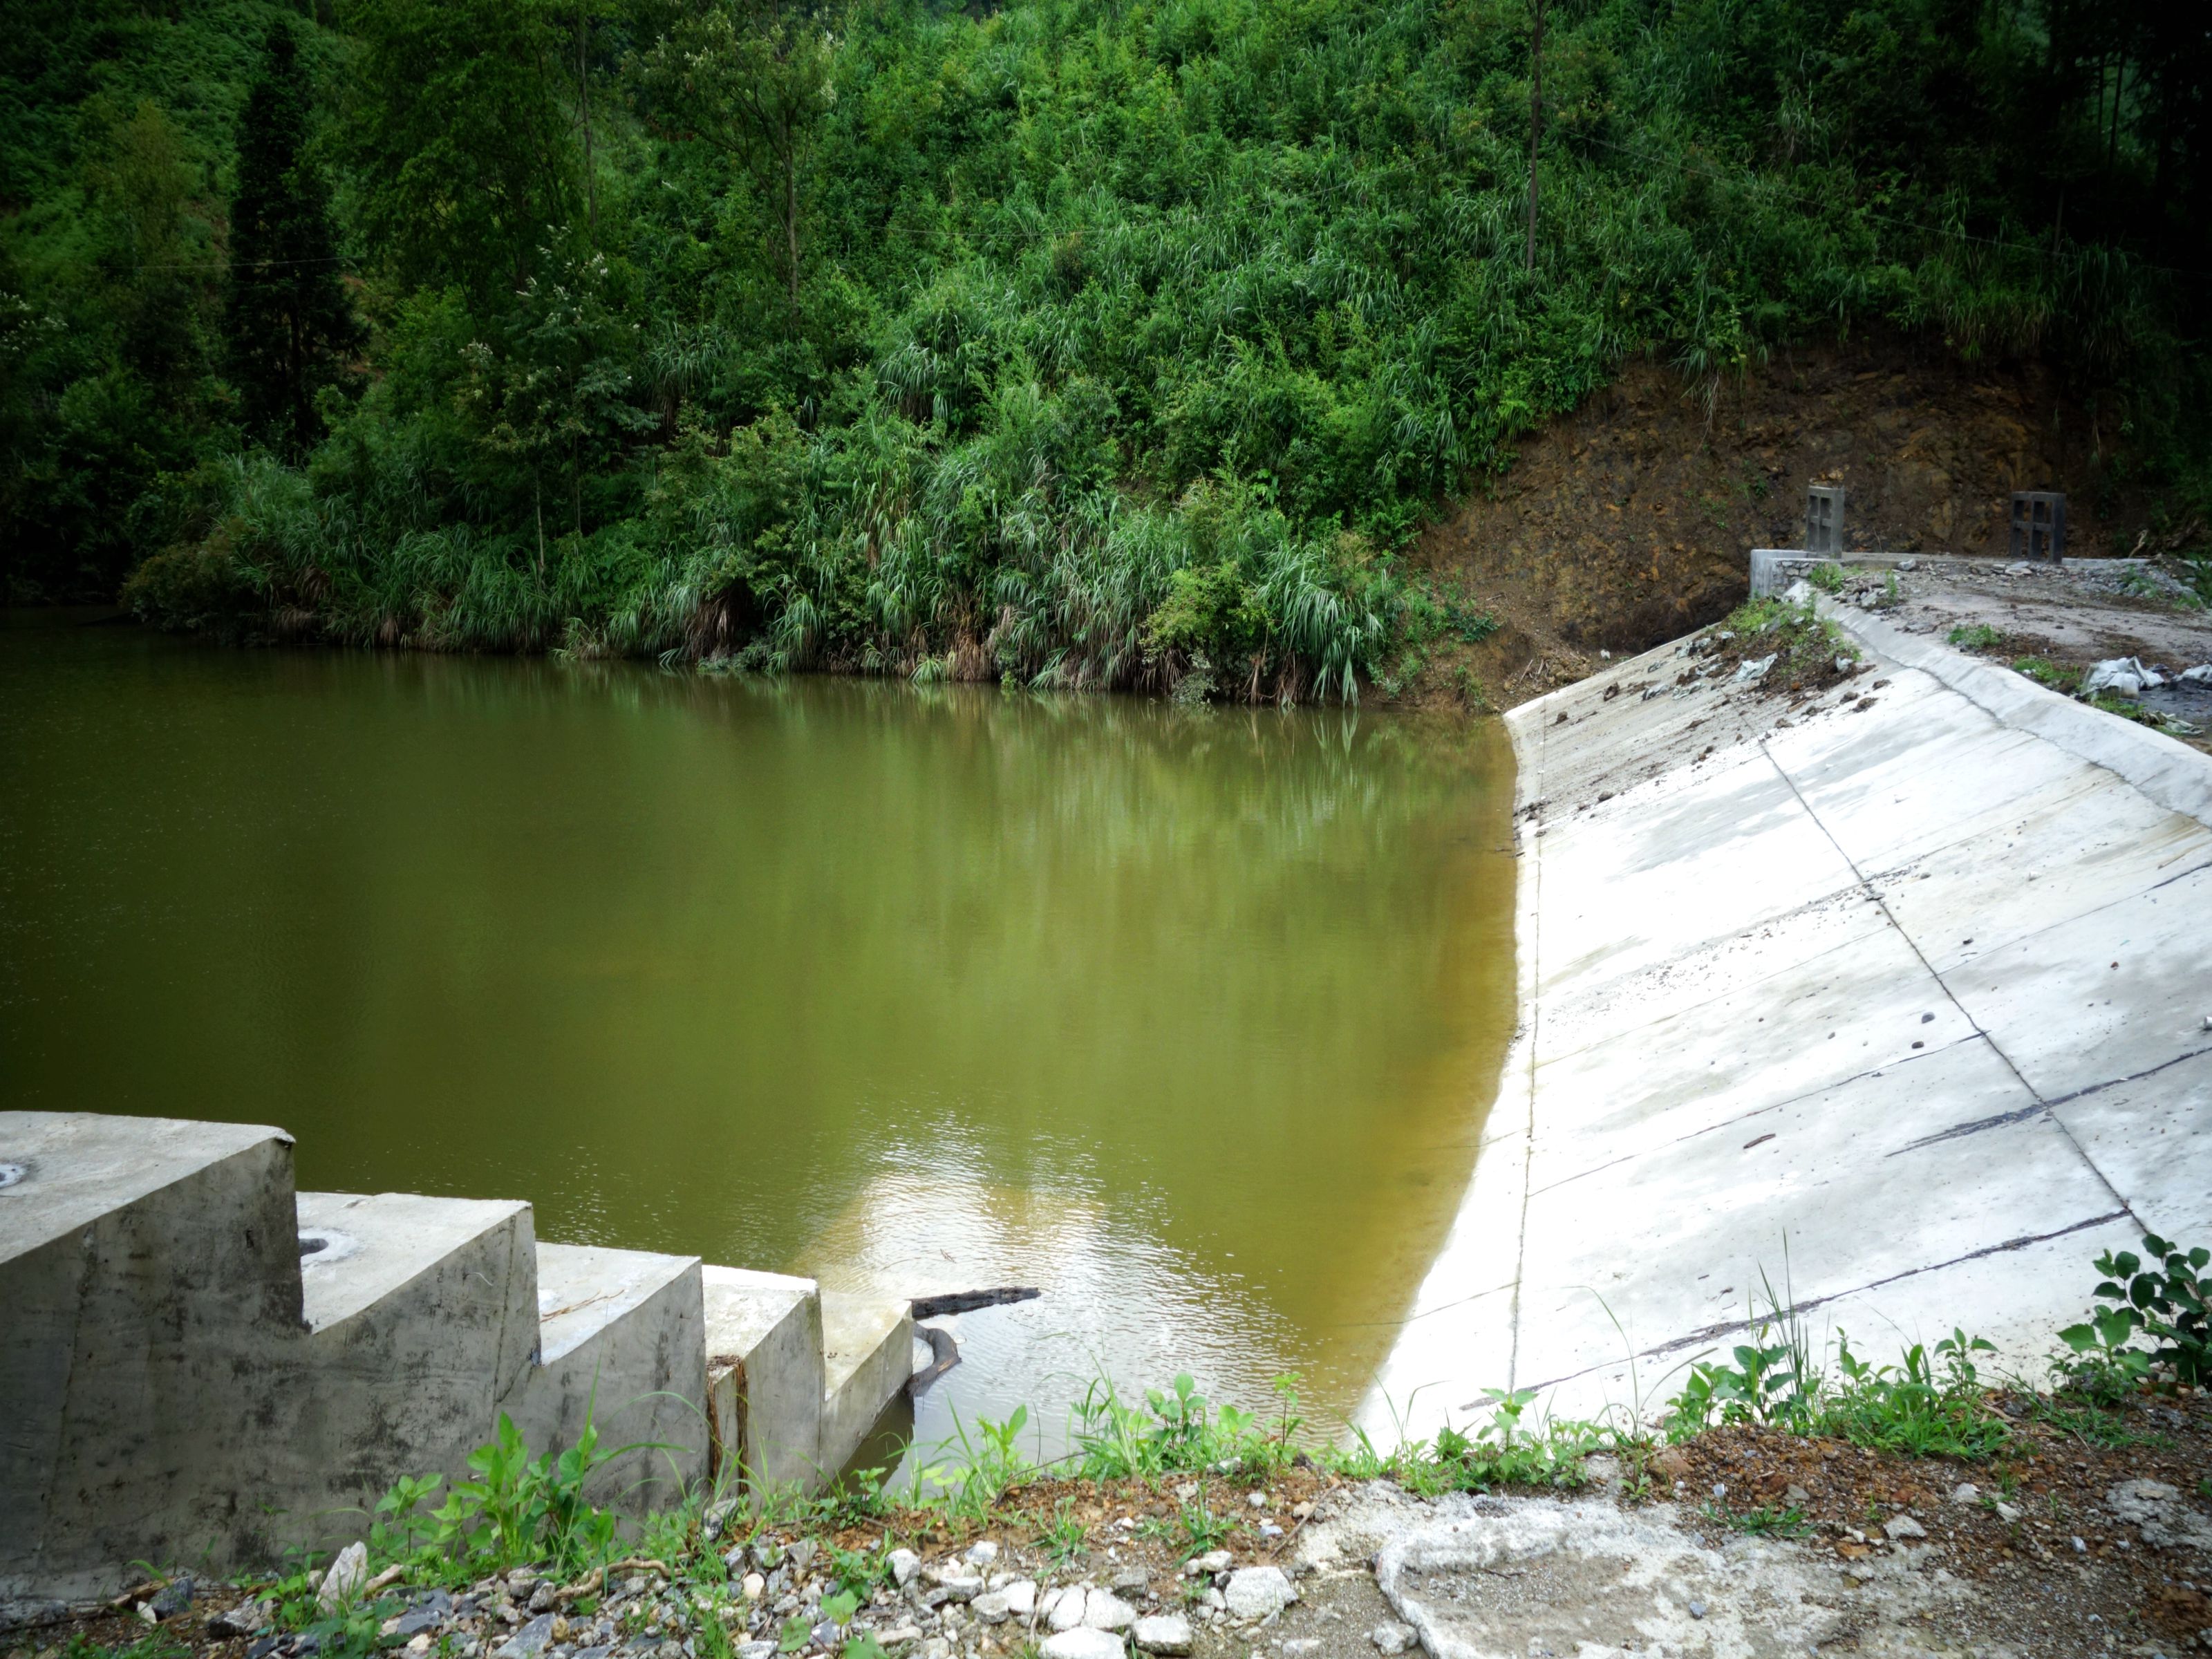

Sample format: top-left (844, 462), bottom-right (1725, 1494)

top-left (1947, 623), bottom-right (2005, 649)
top-left (1805, 563), bottom-right (1846, 594)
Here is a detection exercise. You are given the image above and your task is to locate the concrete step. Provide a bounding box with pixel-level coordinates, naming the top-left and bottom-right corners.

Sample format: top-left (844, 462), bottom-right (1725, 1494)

top-left (1, 1111), bottom-right (302, 1605)
top-left (819, 1291), bottom-right (915, 1477)
top-left (702, 1266), bottom-right (823, 1496)
top-left (262, 1191), bottom-right (543, 1555)
top-left (501, 1241), bottom-right (707, 1510)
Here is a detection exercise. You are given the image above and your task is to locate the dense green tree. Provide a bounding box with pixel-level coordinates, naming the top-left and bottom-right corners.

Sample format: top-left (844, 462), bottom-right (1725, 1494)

top-left (632, 0), bottom-right (835, 326)
top-left (337, 0), bottom-right (581, 307)
top-left (226, 24), bottom-right (360, 455)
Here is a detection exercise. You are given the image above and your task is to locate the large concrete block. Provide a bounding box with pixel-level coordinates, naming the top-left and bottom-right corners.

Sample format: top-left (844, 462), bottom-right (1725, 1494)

top-left (267, 1191), bottom-right (541, 1550)
top-left (0, 1112), bottom-right (303, 1605)
top-left (819, 1292), bottom-right (914, 1478)
top-left (503, 1244), bottom-right (708, 1513)
top-left (702, 1266), bottom-right (823, 1498)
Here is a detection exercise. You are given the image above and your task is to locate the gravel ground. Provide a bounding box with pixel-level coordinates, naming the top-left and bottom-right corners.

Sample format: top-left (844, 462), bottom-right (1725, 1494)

top-left (15, 1389), bottom-right (2208, 1659)
top-left (1852, 556), bottom-right (2212, 753)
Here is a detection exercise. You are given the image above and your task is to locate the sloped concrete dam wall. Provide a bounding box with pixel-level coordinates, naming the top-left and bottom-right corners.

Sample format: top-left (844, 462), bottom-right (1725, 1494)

top-left (1366, 601), bottom-right (2212, 1439)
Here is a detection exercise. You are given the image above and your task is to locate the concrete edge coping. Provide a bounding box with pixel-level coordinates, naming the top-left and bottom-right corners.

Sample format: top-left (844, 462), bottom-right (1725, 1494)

top-left (1820, 599), bottom-right (2212, 830)
top-left (1745, 548), bottom-right (2156, 599)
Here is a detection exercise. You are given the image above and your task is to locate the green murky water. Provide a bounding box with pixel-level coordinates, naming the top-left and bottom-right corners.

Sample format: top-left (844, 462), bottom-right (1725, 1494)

top-left (0, 612), bottom-right (1515, 1461)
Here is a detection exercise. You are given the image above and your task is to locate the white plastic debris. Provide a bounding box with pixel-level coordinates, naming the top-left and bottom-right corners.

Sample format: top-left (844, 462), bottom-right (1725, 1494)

top-left (2080, 657), bottom-right (2164, 699)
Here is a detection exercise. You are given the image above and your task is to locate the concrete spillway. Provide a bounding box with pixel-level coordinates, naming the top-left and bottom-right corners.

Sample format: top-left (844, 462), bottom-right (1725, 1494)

top-left (1365, 597), bottom-right (2212, 1439)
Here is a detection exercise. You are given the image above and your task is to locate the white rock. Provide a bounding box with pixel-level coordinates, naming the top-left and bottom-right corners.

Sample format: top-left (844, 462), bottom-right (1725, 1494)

top-left (1246, 1491), bottom-right (1267, 1510)
top-left (1049, 1588), bottom-right (1088, 1632)
top-left (1082, 1593), bottom-right (1136, 1632)
top-left (890, 1550), bottom-right (923, 1588)
top-left (1041, 1631), bottom-right (1125, 1659)
top-left (1185, 1552), bottom-right (1231, 1577)
top-left (1222, 1567), bottom-right (1294, 1620)
top-left (1996, 1501), bottom-right (2023, 1524)
top-left (1949, 1483), bottom-right (1979, 1506)
top-left (1004, 1582), bottom-right (1037, 1620)
top-left (937, 1575), bottom-right (985, 1603)
top-left (742, 1574), bottom-right (766, 1600)
top-left (1369, 1622), bottom-right (1417, 1655)
top-left (1131, 1614), bottom-right (1192, 1656)
top-left (318, 1542), bottom-right (368, 1611)
top-left (966, 1542), bottom-right (1000, 1569)
top-left (972, 1594), bottom-right (1010, 1627)
top-left (1883, 1515), bottom-right (1927, 1540)
top-left (1282, 1641), bottom-right (1322, 1658)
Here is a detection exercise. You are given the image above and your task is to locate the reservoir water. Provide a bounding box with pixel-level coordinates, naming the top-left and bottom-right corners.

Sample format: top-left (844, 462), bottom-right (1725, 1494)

top-left (0, 613), bottom-right (1516, 1470)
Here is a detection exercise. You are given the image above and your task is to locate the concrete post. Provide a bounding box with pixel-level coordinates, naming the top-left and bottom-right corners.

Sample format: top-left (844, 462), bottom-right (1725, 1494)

top-left (1803, 486), bottom-right (1845, 556)
top-left (2009, 491), bottom-right (2066, 561)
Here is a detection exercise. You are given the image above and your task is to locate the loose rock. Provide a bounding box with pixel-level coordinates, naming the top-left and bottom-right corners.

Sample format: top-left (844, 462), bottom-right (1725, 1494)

top-left (318, 1543), bottom-right (368, 1611)
top-left (1082, 1591), bottom-right (1136, 1632)
top-left (1047, 1587), bottom-right (1088, 1632)
top-left (1368, 1622), bottom-right (1416, 1656)
top-left (1041, 1630), bottom-right (1125, 1659)
top-left (1131, 1613), bottom-right (1192, 1656)
top-left (496, 1614), bottom-right (556, 1659)
top-left (890, 1550), bottom-right (922, 1588)
top-left (148, 1577), bottom-right (194, 1621)
top-left (1222, 1567), bottom-right (1295, 1620)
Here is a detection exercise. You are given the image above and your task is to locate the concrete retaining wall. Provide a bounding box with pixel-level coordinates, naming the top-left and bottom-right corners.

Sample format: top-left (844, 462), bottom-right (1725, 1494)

top-left (1363, 599), bottom-right (2212, 1439)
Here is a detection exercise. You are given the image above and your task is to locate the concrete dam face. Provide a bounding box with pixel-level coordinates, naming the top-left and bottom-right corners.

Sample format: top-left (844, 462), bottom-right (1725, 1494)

top-left (1365, 592), bottom-right (2211, 1442)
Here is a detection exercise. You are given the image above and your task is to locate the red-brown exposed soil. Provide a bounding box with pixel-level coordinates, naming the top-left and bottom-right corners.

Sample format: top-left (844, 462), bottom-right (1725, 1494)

top-left (1403, 337), bottom-right (2177, 708)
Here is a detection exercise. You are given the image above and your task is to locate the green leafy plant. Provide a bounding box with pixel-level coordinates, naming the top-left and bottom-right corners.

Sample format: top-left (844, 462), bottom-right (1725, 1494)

top-left (1706, 1501), bottom-right (1810, 1537)
top-left (1818, 1330), bottom-right (2007, 1459)
top-left (2063, 1233), bottom-right (2211, 1387)
top-left (1947, 623), bottom-right (2003, 649)
top-left (1034, 1498), bottom-right (1089, 1566)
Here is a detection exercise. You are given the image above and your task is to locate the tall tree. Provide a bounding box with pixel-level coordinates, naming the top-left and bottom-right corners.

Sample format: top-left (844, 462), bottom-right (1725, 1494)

top-left (339, 0), bottom-right (579, 308)
top-left (225, 24), bottom-right (359, 453)
top-left (634, 0), bottom-right (834, 326)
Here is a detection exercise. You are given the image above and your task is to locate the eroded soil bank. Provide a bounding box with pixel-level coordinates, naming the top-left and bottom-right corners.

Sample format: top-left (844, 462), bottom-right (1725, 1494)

top-left (1398, 338), bottom-right (2201, 711)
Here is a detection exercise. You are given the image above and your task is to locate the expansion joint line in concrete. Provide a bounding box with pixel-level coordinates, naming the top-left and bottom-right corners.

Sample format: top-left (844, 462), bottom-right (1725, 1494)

top-left (1753, 735), bottom-right (2144, 1232)
top-left (1524, 1207), bottom-right (2133, 1396)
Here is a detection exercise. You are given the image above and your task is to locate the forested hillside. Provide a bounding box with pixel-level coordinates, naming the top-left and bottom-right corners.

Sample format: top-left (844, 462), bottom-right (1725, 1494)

top-left (3, 0), bottom-right (2206, 698)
